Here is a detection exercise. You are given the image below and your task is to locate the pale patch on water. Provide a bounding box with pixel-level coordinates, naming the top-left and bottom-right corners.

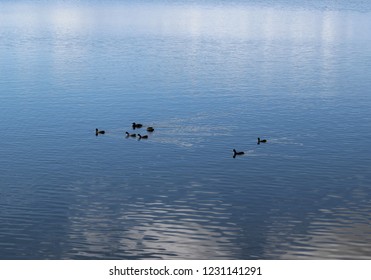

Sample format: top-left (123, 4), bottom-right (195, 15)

top-left (268, 137), bottom-right (304, 146)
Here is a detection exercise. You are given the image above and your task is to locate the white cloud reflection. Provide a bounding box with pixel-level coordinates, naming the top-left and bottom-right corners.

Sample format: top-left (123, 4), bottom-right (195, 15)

top-left (264, 211), bottom-right (371, 259)
top-left (2, 2), bottom-right (365, 40)
top-left (64, 178), bottom-right (241, 259)
top-left (3, 1), bottom-right (368, 77)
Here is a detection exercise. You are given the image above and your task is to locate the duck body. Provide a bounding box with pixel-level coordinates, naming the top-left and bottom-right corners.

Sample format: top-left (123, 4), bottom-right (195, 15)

top-left (233, 149), bottom-right (244, 158)
top-left (146, 127), bottom-right (155, 132)
top-left (138, 134), bottom-right (148, 139)
top-left (257, 137), bottom-right (267, 144)
top-left (125, 132), bottom-right (137, 137)
top-left (96, 128), bottom-right (105, 135)
top-left (132, 122), bottom-right (143, 129)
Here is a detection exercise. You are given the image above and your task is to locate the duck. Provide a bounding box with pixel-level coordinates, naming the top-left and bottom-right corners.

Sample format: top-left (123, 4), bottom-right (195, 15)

top-left (132, 122), bottom-right (143, 129)
top-left (125, 132), bottom-right (137, 137)
top-left (146, 126), bottom-right (155, 132)
top-left (138, 134), bottom-right (148, 139)
top-left (95, 128), bottom-right (105, 135)
top-left (233, 149), bottom-right (244, 158)
top-left (257, 137), bottom-right (267, 144)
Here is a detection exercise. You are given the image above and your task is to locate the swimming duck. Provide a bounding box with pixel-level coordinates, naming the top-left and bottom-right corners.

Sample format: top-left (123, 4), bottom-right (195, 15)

top-left (138, 134), bottom-right (148, 139)
top-left (257, 137), bottom-right (267, 144)
top-left (233, 149), bottom-right (244, 158)
top-left (125, 132), bottom-right (137, 137)
top-left (96, 128), bottom-right (105, 135)
top-left (132, 122), bottom-right (143, 129)
top-left (146, 127), bottom-right (154, 132)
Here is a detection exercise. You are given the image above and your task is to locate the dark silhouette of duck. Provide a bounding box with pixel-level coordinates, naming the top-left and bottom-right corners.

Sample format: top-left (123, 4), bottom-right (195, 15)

top-left (146, 127), bottom-right (154, 132)
top-left (233, 149), bottom-right (244, 158)
top-left (257, 137), bottom-right (267, 144)
top-left (138, 134), bottom-right (148, 139)
top-left (125, 132), bottom-right (136, 137)
top-left (96, 128), bottom-right (105, 135)
top-left (132, 122), bottom-right (143, 129)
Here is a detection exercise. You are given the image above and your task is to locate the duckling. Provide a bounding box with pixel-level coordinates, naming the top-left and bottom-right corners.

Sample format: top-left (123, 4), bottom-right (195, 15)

top-left (138, 134), bottom-right (148, 139)
top-left (95, 128), bottom-right (105, 135)
top-left (233, 149), bottom-right (244, 158)
top-left (146, 126), bottom-right (155, 132)
top-left (132, 122), bottom-right (143, 129)
top-left (257, 137), bottom-right (267, 144)
top-left (125, 132), bottom-right (137, 137)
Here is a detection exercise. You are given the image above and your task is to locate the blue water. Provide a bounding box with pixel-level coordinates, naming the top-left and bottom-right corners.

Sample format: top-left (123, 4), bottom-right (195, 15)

top-left (1, 0), bottom-right (371, 259)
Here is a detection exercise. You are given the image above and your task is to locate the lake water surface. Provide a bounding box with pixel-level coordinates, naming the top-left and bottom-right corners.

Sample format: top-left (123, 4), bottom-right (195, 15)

top-left (1, 0), bottom-right (371, 259)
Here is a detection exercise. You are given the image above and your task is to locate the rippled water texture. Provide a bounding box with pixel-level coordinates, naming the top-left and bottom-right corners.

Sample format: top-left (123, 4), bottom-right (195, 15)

top-left (1, 0), bottom-right (371, 259)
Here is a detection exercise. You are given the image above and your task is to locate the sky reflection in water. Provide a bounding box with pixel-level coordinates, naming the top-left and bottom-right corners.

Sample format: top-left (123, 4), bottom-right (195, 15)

top-left (0, 1), bottom-right (371, 259)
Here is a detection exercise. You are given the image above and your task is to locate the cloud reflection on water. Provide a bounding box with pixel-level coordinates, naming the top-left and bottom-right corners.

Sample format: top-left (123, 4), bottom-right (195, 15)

top-left (2, 2), bottom-right (365, 41)
top-left (64, 177), bottom-right (242, 259)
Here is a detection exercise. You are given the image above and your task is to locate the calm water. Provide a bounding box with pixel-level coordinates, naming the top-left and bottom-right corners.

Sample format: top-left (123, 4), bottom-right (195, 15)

top-left (1, 0), bottom-right (371, 259)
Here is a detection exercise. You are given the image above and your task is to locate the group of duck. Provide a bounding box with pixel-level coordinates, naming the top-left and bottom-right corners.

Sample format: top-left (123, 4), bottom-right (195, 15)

top-left (233, 137), bottom-right (267, 158)
top-left (96, 123), bottom-right (266, 158)
top-left (95, 122), bottom-right (155, 140)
